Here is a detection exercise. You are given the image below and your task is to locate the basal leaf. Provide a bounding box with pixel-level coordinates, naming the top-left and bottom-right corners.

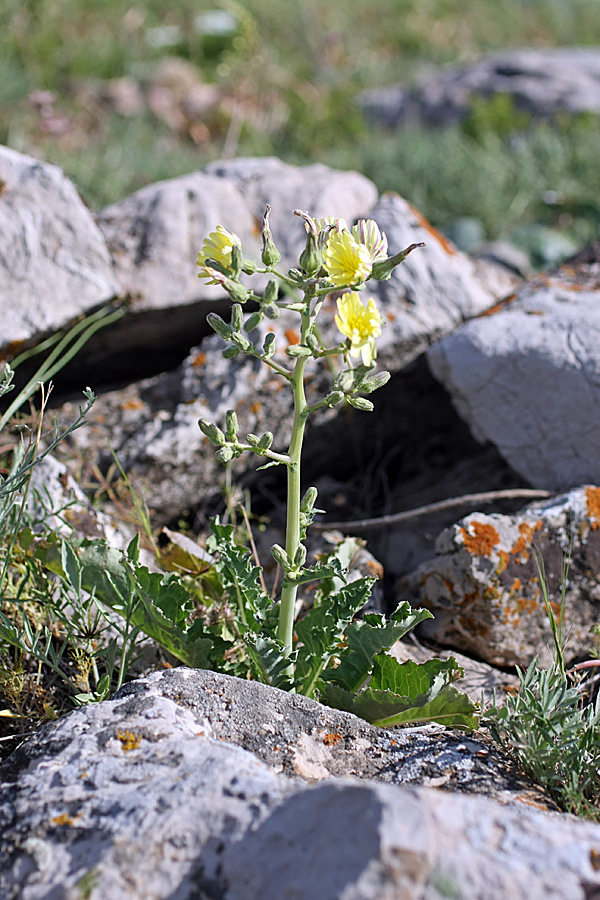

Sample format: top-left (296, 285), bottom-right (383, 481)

top-left (245, 633), bottom-right (294, 690)
top-left (320, 602), bottom-right (433, 694)
top-left (294, 576), bottom-right (375, 697)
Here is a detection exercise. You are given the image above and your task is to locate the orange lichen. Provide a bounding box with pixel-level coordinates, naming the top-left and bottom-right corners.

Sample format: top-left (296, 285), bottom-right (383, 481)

top-left (323, 732), bottom-right (343, 746)
top-left (407, 202), bottom-right (456, 255)
top-left (119, 399), bottom-right (144, 411)
top-left (477, 293), bottom-right (518, 318)
top-left (586, 487), bottom-right (600, 530)
top-left (510, 521), bottom-right (542, 561)
top-left (496, 550), bottom-right (509, 575)
top-left (459, 521), bottom-right (500, 556)
top-left (51, 812), bottom-right (80, 826)
top-left (511, 578), bottom-right (522, 593)
top-left (116, 731), bottom-right (141, 752)
top-left (250, 401), bottom-right (262, 414)
top-left (191, 352), bottom-right (207, 367)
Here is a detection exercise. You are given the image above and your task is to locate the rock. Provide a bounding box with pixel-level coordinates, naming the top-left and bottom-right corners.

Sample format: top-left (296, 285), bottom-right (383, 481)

top-left (427, 252), bottom-right (600, 491)
top-left (398, 485), bottom-right (600, 668)
top-left (0, 145), bottom-right (118, 351)
top-left (508, 224), bottom-right (579, 269)
top-left (360, 47), bottom-right (600, 128)
top-left (474, 240), bottom-right (534, 278)
top-left (4, 667), bottom-right (600, 900)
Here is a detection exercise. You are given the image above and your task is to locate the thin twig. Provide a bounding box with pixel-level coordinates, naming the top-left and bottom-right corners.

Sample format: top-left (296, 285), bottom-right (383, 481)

top-left (312, 488), bottom-right (552, 533)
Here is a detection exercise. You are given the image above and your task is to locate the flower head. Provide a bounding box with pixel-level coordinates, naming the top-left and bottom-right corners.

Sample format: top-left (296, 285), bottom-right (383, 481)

top-left (323, 231), bottom-right (372, 288)
top-left (351, 220), bottom-right (388, 263)
top-left (197, 226), bottom-right (241, 281)
top-left (314, 216), bottom-right (348, 235)
top-left (335, 291), bottom-right (383, 366)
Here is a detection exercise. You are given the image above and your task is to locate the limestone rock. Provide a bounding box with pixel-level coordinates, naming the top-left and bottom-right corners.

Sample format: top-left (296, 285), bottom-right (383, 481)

top-left (3, 667), bottom-right (600, 900)
top-left (398, 485), bottom-right (600, 668)
top-left (0, 146), bottom-right (118, 351)
top-left (361, 47), bottom-right (600, 128)
top-left (428, 252), bottom-right (600, 491)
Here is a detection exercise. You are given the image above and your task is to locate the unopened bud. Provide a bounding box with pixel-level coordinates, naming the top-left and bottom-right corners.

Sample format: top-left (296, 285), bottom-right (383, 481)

top-left (271, 544), bottom-right (293, 571)
top-left (244, 311), bottom-right (263, 333)
top-left (198, 418), bottom-right (226, 446)
top-left (263, 279), bottom-right (278, 303)
top-left (348, 397), bottom-right (374, 412)
top-left (258, 432), bottom-right (273, 450)
top-left (215, 445), bottom-right (234, 464)
top-left (222, 345), bottom-right (240, 359)
top-left (287, 268), bottom-right (305, 285)
top-left (334, 369), bottom-right (356, 392)
top-left (306, 334), bottom-right (320, 351)
top-left (231, 303), bottom-right (243, 332)
top-left (300, 486), bottom-right (318, 513)
top-left (263, 332), bottom-right (276, 357)
top-left (230, 242), bottom-right (243, 277)
top-left (263, 303), bottom-right (280, 320)
top-left (294, 544), bottom-right (307, 568)
top-left (324, 390), bottom-right (344, 408)
top-left (231, 333), bottom-right (252, 352)
top-left (225, 409), bottom-right (238, 441)
top-left (286, 344), bottom-right (312, 358)
top-left (242, 259), bottom-right (257, 275)
top-left (246, 433), bottom-right (260, 447)
top-left (261, 205), bottom-right (281, 267)
top-left (361, 371), bottom-right (391, 394)
top-left (371, 242), bottom-right (425, 281)
top-left (207, 312), bottom-right (233, 341)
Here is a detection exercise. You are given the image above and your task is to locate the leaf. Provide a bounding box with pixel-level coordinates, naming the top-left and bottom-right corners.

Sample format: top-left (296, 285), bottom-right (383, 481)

top-left (245, 634), bottom-right (294, 690)
top-left (160, 527), bottom-right (214, 574)
top-left (320, 602), bottom-right (433, 694)
top-left (61, 540), bottom-right (82, 595)
top-left (283, 557), bottom-right (346, 587)
top-left (321, 654), bottom-right (478, 729)
top-left (294, 577), bottom-right (375, 697)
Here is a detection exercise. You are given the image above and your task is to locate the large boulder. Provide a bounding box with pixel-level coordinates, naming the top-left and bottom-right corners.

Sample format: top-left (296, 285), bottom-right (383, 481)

top-left (428, 247), bottom-right (600, 491)
top-left (0, 146), bottom-right (118, 352)
top-left (5, 667), bottom-right (597, 900)
top-left (361, 47), bottom-right (600, 128)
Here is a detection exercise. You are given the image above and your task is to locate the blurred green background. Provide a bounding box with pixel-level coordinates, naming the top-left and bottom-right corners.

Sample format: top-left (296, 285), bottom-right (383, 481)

top-left (2, 0), bottom-right (600, 259)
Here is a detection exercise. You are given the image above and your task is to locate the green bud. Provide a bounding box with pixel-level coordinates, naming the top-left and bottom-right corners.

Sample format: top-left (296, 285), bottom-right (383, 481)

top-left (361, 371), bottom-right (391, 394)
top-left (263, 303), bottom-right (280, 320)
top-left (246, 433), bottom-right (260, 447)
top-left (286, 268), bottom-right (305, 285)
top-left (261, 205), bottom-right (282, 267)
top-left (371, 242), bottom-right (425, 281)
top-left (334, 369), bottom-right (356, 392)
top-left (231, 303), bottom-right (244, 332)
top-left (242, 259), bottom-right (257, 275)
top-left (231, 332), bottom-right (252, 352)
top-left (222, 345), bottom-right (240, 359)
top-left (244, 311), bottom-right (263, 333)
top-left (306, 333), bottom-right (320, 351)
top-left (347, 396), bottom-right (374, 412)
top-left (215, 445), bottom-right (234, 464)
top-left (207, 312), bottom-right (233, 341)
top-left (198, 418), bottom-right (226, 446)
top-left (258, 432), bottom-right (273, 450)
top-left (263, 332), bottom-right (276, 357)
top-left (324, 390), bottom-right (345, 408)
top-left (299, 233), bottom-right (321, 277)
top-left (300, 486), bottom-right (318, 513)
top-left (230, 242), bottom-right (243, 277)
top-left (225, 409), bottom-right (238, 441)
top-left (263, 279), bottom-right (279, 303)
top-left (271, 544), bottom-right (293, 571)
top-left (294, 544), bottom-right (307, 568)
top-left (286, 344), bottom-right (312, 358)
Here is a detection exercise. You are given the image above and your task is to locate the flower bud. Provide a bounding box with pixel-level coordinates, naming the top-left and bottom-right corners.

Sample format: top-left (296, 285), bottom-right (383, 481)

top-left (300, 486), bottom-right (318, 512)
top-left (347, 396), bottom-right (374, 412)
top-left (263, 303), bottom-right (280, 320)
top-left (258, 431), bottom-right (273, 450)
top-left (324, 390), bottom-right (345, 408)
top-left (286, 268), bottom-right (305, 285)
top-left (371, 242), bottom-right (426, 281)
top-left (271, 544), bottom-right (293, 571)
top-left (225, 409), bottom-right (238, 441)
top-left (334, 369), bottom-right (356, 392)
top-left (222, 345), bottom-right (240, 359)
top-left (263, 332), bottom-right (276, 357)
top-left (230, 241), bottom-right (243, 277)
top-left (246, 433), bottom-right (260, 447)
top-left (244, 311), bottom-right (263, 333)
top-left (215, 445), bottom-right (234, 464)
top-left (198, 418), bottom-right (226, 446)
top-left (263, 279), bottom-right (279, 303)
top-left (294, 544), bottom-right (307, 568)
top-left (231, 333), bottom-right (252, 352)
top-left (207, 312), bottom-right (233, 341)
top-left (295, 209), bottom-right (322, 277)
top-left (286, 344), bottom-right (312, 358)
top-left (261, 205), bottom-right (282, 268)
top-left (306, 333), bottom-right (320, 351)
top-left (361, 371), bottom-right (391, 394)
top-left (242, 259), bottom-right (257, 275)
top-left (231, 303), bottom-right (244, 333)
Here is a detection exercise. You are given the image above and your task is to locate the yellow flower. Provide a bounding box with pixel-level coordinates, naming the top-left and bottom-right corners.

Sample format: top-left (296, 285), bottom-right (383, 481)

top-left (351, 220), bottom-right (388, 262)
top-left (323, 231), bottom-right (372, 287)
top-left (197, 225), bottom-right (241, 281)
top-left (335, 291), bottom-right (383, 366)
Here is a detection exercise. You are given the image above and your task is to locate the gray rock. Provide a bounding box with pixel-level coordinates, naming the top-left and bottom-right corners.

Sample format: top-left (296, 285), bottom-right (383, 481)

top-left (361, 47), bottom-right (600, 128)
top-left (427, 254), bottom-right (600, 491)
top-left (0, 145), bottom-right (118, 350)
top-left (3, 667), bottom-right (600, 900)
top-left (399, 485), bottom-right (600, 668)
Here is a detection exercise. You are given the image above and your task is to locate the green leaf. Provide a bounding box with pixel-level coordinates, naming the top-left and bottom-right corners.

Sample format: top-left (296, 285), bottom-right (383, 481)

top-left (283, 557), bottom-right (346, 587)
top-left (61, 540), bottom-right (82, 595)
top-left (320, 602), bottom-right (433, 694)
top-left (245, 634), bottom-right (294, 690)
top-left (294, 577), bottom-right (375, 697)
